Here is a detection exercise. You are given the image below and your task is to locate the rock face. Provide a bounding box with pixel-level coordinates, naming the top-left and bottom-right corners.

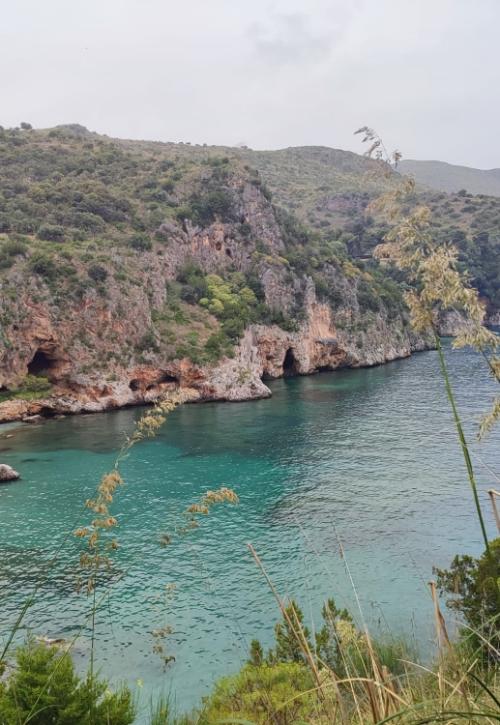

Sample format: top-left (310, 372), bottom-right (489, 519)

top-left (0, 298), bottom-right (430, 423)
top-left (0, 464), bottom-right (20, 482)
top-left (0, 149), bottom-right (432, 424)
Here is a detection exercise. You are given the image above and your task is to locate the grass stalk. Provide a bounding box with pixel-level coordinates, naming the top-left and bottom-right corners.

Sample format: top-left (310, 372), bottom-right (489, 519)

top-left (487, 489), bottom-right (500, 533)
top-left (434, 333), bottom-right (491, 555)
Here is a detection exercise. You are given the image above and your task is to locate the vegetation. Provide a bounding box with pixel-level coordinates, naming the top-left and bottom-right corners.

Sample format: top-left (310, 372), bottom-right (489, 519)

top-left (399, 158), bottom-right (500, 197)
top-left (435, 538), bottom-right (500, 657)
top-left (0, 374), bottom-right (51, 401)
top-left (0, 641), bottom-right (134, 725)
top-left (0, 125), bottom-right (499, 724)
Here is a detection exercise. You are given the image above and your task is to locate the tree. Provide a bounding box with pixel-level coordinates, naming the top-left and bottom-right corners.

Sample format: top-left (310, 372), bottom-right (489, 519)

top-left (0, 641), bottom-right (134, 725)
top-left (435, 538), bottom-right (500, 658)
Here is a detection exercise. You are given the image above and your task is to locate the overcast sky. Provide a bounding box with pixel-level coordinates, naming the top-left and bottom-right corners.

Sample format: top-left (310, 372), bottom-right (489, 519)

top-left (2, 0), bottom-right (499, 168)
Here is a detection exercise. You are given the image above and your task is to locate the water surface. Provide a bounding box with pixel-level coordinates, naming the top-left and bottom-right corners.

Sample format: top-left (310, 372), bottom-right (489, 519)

top-left (0, 342), bottom-right (498, 715)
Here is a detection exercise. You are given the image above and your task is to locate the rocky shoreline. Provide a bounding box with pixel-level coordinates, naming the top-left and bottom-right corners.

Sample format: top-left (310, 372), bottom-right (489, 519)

top-left (0, 302), bottom-right (431, 424)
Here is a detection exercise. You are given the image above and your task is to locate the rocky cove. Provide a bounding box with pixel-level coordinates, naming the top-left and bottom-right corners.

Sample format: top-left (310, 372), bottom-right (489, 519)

top-left (0, 134), bottom-right (435, 424)
top-left (0, 297), bottom-right (430, 423)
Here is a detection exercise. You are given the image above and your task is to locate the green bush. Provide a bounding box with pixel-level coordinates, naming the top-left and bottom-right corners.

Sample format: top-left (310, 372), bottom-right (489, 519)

top-left (29, 253), bottom-right (58, 280)
top-left (129, 233), bottom-right (152, 251)
top-left (88, 264), bottom-right (108, 282)
top-left (38, 223), bottom-right (65, 242)
top-left (0, 641), bottom-right (134, 725)
top-left (435, 538), bottom-right (500, 657)
top-left (199, 273), bottom-right (259, 341)
top-left (357, 279), bottom-right (381, 312)
top-left (136, 330), bottom-right (159, 353)
top-left (2, 238), bottom-right (28, 257)
top-left (23, 374), bottom-right (51, 393)
top-left (188, 190), bottom-right (235, 226)
top-left (200, 661), bottom-right (315, 725)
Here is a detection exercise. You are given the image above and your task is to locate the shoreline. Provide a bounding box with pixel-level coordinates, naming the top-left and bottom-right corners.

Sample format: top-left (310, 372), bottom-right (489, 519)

top-left (0, 342), bottom-right (433, 427)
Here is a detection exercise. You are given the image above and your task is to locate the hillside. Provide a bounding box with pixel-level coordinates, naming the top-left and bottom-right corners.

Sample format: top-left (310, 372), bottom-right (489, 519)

top-left (0, 126), bottom-right (498, 421)
top-left (245, 148), bottom-right (500, 312)
top-left (0, 125), bottom-right (427, 422)
top-left (399, 158), bottom-right (500, 197)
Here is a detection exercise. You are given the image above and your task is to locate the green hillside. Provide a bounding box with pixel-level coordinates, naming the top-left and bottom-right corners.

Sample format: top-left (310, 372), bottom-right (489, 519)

top-left (0, 125), bottom-right (498, 326)
top-left (399, 158), bottom-right (500, 197)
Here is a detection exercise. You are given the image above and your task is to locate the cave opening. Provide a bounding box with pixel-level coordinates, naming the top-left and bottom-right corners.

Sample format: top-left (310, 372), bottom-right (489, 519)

top-left (282, 348), bottom-right (299, 377)
top-left (38, 406), bottom-right (57, 418)
top-left (129, 379), bottom-right (141, 391)
top-left (159, 373), bottom-right (178, 383)
top-left (28, 350), bottom-right (56, 378)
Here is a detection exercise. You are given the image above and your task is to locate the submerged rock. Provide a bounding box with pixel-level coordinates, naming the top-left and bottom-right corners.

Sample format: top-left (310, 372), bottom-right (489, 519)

top-left (0, 464), bottom-right (20, 482)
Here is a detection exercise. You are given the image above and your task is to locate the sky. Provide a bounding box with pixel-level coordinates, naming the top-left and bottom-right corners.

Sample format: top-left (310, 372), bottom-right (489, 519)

top-left (2, 0), bottom-right (499, 168)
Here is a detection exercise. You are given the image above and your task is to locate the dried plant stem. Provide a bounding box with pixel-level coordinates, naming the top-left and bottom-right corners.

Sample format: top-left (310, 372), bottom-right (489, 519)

top-left (488, 489), bottom-right (500, 533)
top-left (246, 545), bottom-right (322, 687)
top-left (245, 542), bottom-right (350, 723)
top-left (434, 333), bottom-right (491, 555)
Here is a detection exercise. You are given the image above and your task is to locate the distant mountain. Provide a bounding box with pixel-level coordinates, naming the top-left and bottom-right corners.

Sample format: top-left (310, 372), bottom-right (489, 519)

top-left (399, 159), bottom-right (500, 197)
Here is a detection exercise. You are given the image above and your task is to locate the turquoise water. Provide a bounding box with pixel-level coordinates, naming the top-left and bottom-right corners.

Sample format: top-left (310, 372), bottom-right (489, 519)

top-left (0, 342), bottom-right (499, 718)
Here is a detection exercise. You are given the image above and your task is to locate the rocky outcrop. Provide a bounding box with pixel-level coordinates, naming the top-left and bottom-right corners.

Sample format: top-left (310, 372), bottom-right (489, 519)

top-left (0, 300), bottom-right (430, 423)
top-left (0, 157), bottom-right (432, 424)
top-left (0, 464), bottom-right (20, 481)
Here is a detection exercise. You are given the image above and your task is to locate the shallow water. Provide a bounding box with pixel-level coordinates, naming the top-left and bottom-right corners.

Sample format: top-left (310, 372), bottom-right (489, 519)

top-left (0, 342), bottom-right (498, 716)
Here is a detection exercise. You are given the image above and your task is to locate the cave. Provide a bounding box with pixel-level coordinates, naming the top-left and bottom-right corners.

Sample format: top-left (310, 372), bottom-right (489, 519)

top-left (282, 348), bottom-right (299, 377)
top-left (28, 349), bottom-right (57, 378)
top-left (38, 406), bottom-right (57, 418)
top-left (130, 373), bottom-right (179, 392)
top-left (159, 372), bottom-right (178, 384)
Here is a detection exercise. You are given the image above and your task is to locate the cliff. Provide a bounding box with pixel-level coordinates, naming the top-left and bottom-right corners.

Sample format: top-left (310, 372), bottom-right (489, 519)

top-left (0, 128), bottom-right (434, 422)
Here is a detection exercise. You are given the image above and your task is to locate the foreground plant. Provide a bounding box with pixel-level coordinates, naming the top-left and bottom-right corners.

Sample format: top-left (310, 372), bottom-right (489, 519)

top-left (357, 127), bottom-right (499, 564)
top-left (0, 640), bottom-right (134, 725)
top-left (160, 591), bottom-right (499, 725)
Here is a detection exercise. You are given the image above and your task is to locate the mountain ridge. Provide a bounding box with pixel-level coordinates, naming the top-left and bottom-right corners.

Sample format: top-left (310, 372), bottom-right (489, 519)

top-left (399, 158), bottom-right (500, 197)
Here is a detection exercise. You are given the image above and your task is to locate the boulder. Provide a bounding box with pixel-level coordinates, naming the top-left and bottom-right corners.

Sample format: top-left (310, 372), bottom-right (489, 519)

top-left (0, 464), bottom-right (20, 482)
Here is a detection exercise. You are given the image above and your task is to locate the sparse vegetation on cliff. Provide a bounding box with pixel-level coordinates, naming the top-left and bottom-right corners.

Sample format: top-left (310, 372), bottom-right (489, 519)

top-left (0, 126), bottom-right (429, 420)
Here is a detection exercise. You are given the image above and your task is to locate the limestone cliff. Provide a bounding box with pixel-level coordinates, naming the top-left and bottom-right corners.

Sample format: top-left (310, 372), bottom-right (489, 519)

top-left (0, 128), bottom-right (431, 422)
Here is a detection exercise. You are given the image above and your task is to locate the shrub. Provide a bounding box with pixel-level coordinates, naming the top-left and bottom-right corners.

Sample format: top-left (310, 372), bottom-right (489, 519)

top-left (88, 264), bottom-right (108, 282)
top-left (357, 279), bottom-right (380, 312)
top-left (199, 273), bottom-right (259, 341)
top-left (435, 538), bottom-right (500, 657)
top-left (0, 641), bottom-right (134, 725)
top-left (200, 662), bottom-right (315, 725)
top-left (136, 330), bottom-right (159, 353)
top-left (22, 374), bottom-right (51, 393)
top-left (189, 189), bottom-right (235, 226)
top-left (2, 238), bottom-right (28, 257)
top-left (129, 233), bottom-right (152, 251)
top-left (176, 262), bottom-right (207, 303)
top-left (29, 253), bottom-right (58, 280)
top-left (203, 331), bottom-right (233, 362)
top-left (37, 223), bottom-right (65, 242)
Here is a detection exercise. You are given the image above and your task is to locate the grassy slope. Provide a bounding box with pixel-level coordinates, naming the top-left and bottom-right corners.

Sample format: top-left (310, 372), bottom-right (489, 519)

top-left (399, 158), bottom-right (500, 196)
top-left (0, 125), bottom-right (498, 324)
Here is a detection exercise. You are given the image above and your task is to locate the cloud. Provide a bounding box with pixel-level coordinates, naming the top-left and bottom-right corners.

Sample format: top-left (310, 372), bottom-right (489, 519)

top-left (1, 0), bottom-right (499, 166)
top-left (248, 12), bottom-right (334, 66)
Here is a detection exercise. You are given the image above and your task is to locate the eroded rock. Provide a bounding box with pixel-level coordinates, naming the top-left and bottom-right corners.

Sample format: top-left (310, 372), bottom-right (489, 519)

top-left (0, 464), bottom-right (20, 482)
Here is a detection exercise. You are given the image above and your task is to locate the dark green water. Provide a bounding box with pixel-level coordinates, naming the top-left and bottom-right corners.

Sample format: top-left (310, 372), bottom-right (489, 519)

top-left (0, 342), bottom-right (498, 717)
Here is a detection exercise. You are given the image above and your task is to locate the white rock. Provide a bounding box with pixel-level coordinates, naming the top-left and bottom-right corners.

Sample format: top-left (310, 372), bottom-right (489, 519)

top-left (0, 464), bottom-right (20, 482)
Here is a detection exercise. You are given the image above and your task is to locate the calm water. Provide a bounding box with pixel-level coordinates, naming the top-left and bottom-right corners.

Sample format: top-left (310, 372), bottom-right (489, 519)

top-left (0, 342), bottom-right (499, 717)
